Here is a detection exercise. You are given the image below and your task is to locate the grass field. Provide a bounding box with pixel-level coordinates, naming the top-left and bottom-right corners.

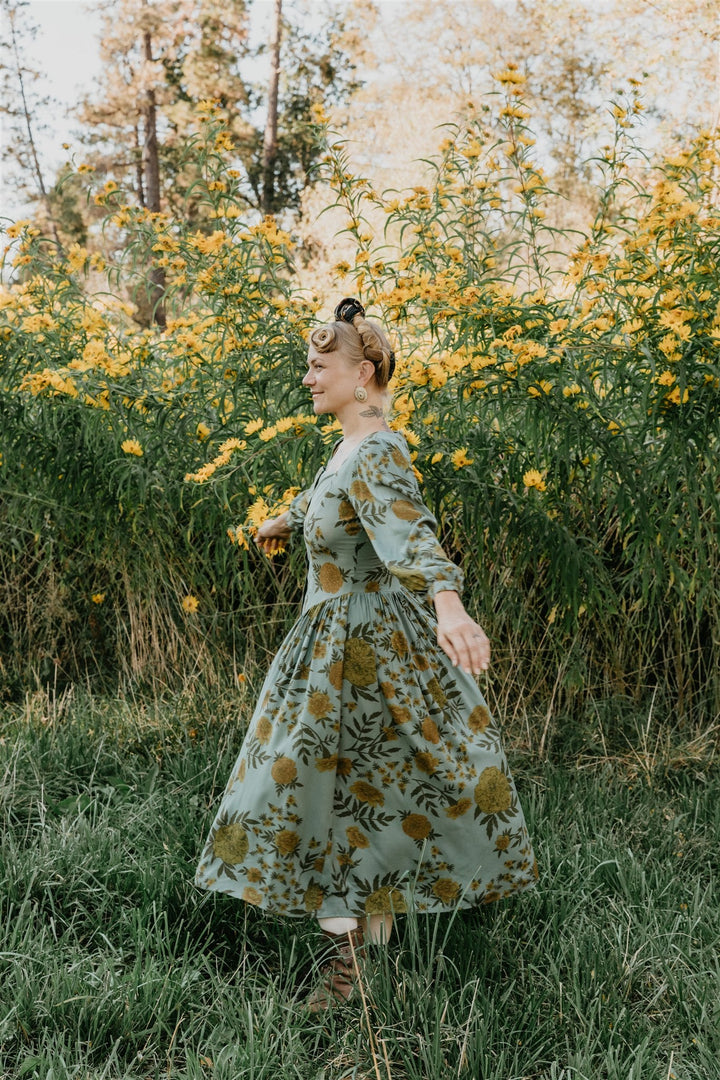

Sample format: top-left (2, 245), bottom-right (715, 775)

top-left (1, 684), bottom-right (718, 1080)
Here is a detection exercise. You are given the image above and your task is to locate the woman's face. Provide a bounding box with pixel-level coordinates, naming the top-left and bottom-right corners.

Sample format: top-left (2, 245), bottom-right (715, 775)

top-left (302, 343), bottom-right (362, 415)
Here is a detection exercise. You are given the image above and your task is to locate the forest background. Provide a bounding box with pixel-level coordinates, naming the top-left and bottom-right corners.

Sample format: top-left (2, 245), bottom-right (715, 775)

top-left (2, 3), bottom-right (720, 1079)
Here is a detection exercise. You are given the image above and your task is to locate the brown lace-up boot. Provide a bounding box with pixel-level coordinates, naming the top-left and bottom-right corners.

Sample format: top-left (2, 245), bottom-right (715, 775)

top-left (305, 924), bottom-right (366, 1012)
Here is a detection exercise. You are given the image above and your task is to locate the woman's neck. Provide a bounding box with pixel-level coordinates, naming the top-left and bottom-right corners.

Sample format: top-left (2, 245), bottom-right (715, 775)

top-left (336, 398), bottom-right (390, 442)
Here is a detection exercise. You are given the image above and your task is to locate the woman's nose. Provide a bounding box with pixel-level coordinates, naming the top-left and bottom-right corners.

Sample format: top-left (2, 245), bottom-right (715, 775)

top-left (302, 370), bottom-right (313, 386)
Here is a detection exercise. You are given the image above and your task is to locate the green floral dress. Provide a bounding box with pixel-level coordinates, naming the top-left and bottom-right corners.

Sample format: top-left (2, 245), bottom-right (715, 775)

top-left (195, 430), bottom-right (537, 917)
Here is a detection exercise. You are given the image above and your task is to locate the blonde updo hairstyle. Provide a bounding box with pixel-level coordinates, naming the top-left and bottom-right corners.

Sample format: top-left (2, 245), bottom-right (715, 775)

top-left (309, 313), bottom-right (395, 391)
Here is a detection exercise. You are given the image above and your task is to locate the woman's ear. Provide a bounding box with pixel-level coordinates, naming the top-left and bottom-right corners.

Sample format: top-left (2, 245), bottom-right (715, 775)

top-left (358, 359), bottom-right (376, 386)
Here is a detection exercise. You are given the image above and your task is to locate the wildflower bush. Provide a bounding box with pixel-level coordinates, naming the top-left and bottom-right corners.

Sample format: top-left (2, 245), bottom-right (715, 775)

top-left (1, 81), bottom-right (719, 718)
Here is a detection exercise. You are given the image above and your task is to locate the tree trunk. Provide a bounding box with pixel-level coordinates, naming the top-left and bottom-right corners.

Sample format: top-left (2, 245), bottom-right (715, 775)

top-left (7, 4), bottom-right (63, 253)
top-left (261, 0), bottom-right (282, 215)
top-left (142, 28), bottom-right (166, 326)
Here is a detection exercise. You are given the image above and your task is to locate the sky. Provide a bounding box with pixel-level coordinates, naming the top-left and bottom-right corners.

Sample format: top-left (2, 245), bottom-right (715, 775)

top-left (1, 1), bottom-right (103, 219)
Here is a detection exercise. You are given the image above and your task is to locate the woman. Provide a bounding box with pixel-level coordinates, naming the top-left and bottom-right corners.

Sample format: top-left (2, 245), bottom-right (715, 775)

top-left (195, 298), bottom-right (537, 1011)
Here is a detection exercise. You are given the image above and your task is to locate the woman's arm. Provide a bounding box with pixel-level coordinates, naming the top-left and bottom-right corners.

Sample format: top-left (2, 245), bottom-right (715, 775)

top-left (345, 434), bottom-right (491, 675)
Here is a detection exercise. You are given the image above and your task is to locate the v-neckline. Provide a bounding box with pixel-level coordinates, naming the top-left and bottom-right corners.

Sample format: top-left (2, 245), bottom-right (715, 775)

top-left (320, 429), bottom-right (394, 478)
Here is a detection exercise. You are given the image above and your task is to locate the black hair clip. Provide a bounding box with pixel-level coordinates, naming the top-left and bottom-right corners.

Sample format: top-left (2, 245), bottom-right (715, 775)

top-left (334, 297), bottom-right (365, 324)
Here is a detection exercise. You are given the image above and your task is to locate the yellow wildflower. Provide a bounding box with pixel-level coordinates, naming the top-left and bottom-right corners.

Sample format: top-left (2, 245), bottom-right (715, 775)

top-left (121, 439), bottom-right (143, 456)
top-left (182, 595), bottom-right (199, 613)
top-left (523, 469), bottom-right (546, 491)
top-left (451, 448), bottom-right (473, 469)
top-left (91, 593), bottom-right (105, 604)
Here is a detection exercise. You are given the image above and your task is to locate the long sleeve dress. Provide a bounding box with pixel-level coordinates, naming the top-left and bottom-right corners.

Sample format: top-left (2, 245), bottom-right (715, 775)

top-left (194, 430), bottom-right (537, 918)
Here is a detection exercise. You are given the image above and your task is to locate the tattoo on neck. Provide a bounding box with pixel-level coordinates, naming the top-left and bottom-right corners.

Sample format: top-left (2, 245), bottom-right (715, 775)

top-left (359, 405), bottom-right (384, 419)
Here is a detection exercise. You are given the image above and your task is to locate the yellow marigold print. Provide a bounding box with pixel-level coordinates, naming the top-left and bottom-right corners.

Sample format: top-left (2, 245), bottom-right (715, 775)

top-left (212, 823), bottom-right (248, 864)
top-left (236, 759), bottom-right (246, 782)
top-left (391, 447), bottom-right (411, 469)
top-left (390, 566), bottom-right (427, 590)
top-left (474, 767), bottom-right (512, 813)
top-left (433, 878), bottom-right (461, 904)
top-left (318, 562), bottom-right (344, 593)
top-left (445, 798), bottom-right (472, 819)
top-left (349, 479), bottom-right (374, 501)
top-left (414, 751), bottom-right (439, 775)
top-left (337, 756), bottom-right (353, 777)
top-left (391, 630), bottom-right (408, 656)
top-left (308, 690), bottom-right (332, 718)
top-left (350, 780), bottom-right (384, 806)
top-left (242, 886), bottom-right (263, 905)
top-left (315, 754), bottom-right (338, 772)
top-left (337, 498), bottom-right (355, 521)
top-left (344, 637), bottom-right (376, 686)
top-left (346, 826), bottom-right (370, 848)
top-left (390, 704), bottom-right (412, 725)
top-left (364, 886), bottom-right (407, 915)
top-left (275, 829), bottom-right (301, 855)
top-left (312, 642), bottom-right (327, 659)
top-left (422, 717), bottom-right (441, 744)
top-left (328, 661), bottom-right (344, 690)
top-left (391, 499), bottom-right (421, 521)
top-left (413, 652), bottom-right (430, 671)
top-left (402, 814), bottom-right (432, 840)
top-left (255, 716), bottom-right (272, 745)
top-left (271, 757), bottom-right (297, 784)
top-left (468, 704), bottom-right (492, 734)
top-left (495, 832), bottom-right (511, 852)
top-left (427, 677), bottom-right (447, 708)
top-left (304, 884), bottom-right (324, 911)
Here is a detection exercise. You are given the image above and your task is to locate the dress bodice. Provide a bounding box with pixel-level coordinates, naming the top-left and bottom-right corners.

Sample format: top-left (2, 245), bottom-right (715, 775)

top-left (286, 430), bottom-right (464, 614)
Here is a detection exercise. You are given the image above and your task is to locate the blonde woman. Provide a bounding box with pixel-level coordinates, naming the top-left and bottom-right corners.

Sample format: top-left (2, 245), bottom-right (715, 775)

top-left (195, 298), bottom-right (537, 1010)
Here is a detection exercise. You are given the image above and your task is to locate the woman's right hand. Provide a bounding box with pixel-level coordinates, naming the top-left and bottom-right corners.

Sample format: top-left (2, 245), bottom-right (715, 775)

top-left (254, 513), bottom-right (292, 556)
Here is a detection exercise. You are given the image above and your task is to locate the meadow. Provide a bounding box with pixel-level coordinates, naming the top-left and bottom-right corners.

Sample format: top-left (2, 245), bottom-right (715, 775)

top-left (1, 683), bottom-right (718, 1080)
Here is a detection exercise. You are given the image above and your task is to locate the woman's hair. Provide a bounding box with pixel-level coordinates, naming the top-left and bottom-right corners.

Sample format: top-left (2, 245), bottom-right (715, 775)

top-left (309, 312), bottom-right (395, 389)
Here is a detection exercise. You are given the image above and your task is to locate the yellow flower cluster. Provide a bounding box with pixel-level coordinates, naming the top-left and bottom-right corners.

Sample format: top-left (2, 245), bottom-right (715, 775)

top-left (228, 486), bottom-right (300, 557)
top-left (184, 437), bottom-right (247, 483)
top-left (523, 469), bottom-right (546, 492)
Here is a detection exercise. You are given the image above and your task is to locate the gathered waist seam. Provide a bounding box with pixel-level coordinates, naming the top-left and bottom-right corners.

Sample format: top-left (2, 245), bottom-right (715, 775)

top-left (302, 578), bottom-right (406, 615)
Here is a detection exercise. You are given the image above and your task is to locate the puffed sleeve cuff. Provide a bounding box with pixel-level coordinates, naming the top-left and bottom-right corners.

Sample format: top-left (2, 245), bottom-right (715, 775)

top-left (426, 568), bottom-right (465, 600)
top-left (285, 488), bottom-right (310, 532)
top-left (346, 432), bottom-right (464, 601)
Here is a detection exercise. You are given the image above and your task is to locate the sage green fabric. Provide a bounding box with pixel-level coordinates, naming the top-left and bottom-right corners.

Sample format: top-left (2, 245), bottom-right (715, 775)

top-left (195, 430), bottom-right (537, 917)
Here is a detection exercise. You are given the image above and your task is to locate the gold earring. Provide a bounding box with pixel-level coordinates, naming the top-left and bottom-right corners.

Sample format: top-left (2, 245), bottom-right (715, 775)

top-left (354, 386), bottom-right (368, 402)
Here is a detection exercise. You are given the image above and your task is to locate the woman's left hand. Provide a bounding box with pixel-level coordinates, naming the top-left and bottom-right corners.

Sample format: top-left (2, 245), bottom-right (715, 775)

top-left (433, 590), bottom-right (490, 675)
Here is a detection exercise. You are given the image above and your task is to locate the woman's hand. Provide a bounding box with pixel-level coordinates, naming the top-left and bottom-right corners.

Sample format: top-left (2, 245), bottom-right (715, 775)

top-left (254, 513), bottom-right (292, 556)
top-left (433, 590), bottom-right (490, 675)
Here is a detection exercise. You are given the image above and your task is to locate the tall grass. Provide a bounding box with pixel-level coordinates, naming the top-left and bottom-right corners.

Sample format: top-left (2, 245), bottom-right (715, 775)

top-left (1, 83), bottom-right (719, 715)
top-left (0, 684), bottom-right (717, 1078)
